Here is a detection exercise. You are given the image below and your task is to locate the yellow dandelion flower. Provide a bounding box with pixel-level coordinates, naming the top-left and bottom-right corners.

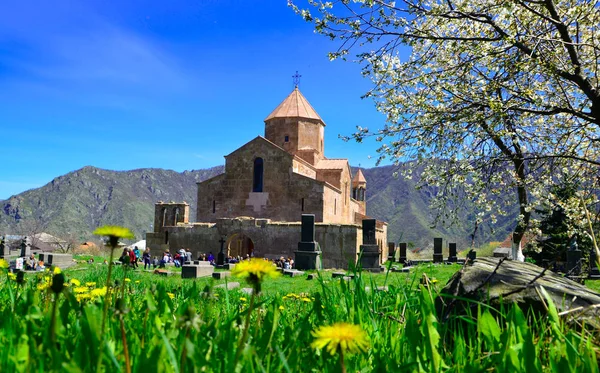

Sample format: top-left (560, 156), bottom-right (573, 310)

top-left (70, 278), bottom-right (81, 286)
top-left (279, 305), bottom-right (285, 310)
top-left (8, 272), bottom-right (17, 281)
top-left (53, 266), bottom-right (61, 275)
top-left (301, 297), bottom-right (312, 302)
top-left (85, 282), bottom-right (96, 287)
top-left (73, 286), bottom-right (89, 294)
top-left (93, 225), bottom-right (135, 239)
top-left (134, 280), bottom-right (140, 284)
top-left (239, 297), bottom-right (247, 302)
top-left (167, 292), bottom-right (175, 299)
top-left (311, 322), bottom-right (369, 356)
top-left (124, 278), bottom-right (131, 283)
top-left (231, 258), bottom-right (280, 283)
top-left (76, 293), bottom-right (92, 302)
top-left (37, 283), bottom-right (50, 291)
top-left (91, 287), bottom-right (107, 297)
top-left (0, 258), bottom-right (9, 269)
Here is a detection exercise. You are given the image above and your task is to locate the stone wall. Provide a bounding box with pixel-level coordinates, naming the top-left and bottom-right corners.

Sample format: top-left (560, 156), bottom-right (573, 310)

top-left (196, 137), bottom-right (328, 223)
top-left (154, 202), bottom-right (189, 230)
top-left (147, 217), bottom-right (388, 269)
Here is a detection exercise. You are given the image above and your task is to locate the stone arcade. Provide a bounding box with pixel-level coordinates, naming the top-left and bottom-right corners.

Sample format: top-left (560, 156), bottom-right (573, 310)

top-left (146, 87), bottom-right (387, 269)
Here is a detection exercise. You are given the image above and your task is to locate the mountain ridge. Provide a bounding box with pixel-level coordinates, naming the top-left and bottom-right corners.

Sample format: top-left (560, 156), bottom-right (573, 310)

top-left (0, 164), bottom-right (515, 249)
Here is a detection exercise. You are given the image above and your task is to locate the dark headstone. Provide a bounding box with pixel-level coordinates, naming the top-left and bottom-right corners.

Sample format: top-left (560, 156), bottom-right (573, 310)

top-left (399, 242), bottom-right (407, 265)
top-left (217, 237), bottom-right (226, 266)
top-left (300, 214), bottom-right (315, 243)
top-left (0, 237), bottom-right (8, 258)
top-left (433, 237), bottom-right (444, 263)
top-left (467, 249), bottom-right (476, 261)
top-left (358, 219), bottom-right (381, 271)
top-left (212, 271), bottom-right (231, 280)
top-left (20, 237), bottom-right (30, 258)
top-left (295, 214), bottom-right (322, 270)
top-left (448, 243), bottom-right (458, 262)
top-left (387, 242), bottom-right (396, 262)
top-left (362, 219), bottom-right (376, 245)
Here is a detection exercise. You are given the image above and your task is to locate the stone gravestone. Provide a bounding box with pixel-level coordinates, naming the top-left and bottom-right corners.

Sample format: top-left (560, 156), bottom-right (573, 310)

top-left (433, 238), bottom-right (444, 263)
top-left (359, 219), bottom-right (381, 272)
top-left (294, 214), bottom-right (322, 270)
top-left (0, 237), bottom-right (9, 258)
top-left (182, 261), bottom-right (214, 279)
top-left (399, 242), bottom-right (407, 265)
top-left (216, 237), bottom-right (226, 267)
top-left (448, 242), bottom-right (458, 263)
top-left (467, 249), bottom-right (477, 261)
top-left (20, 237), bottom-right (31, 258)
top-left (387, 242), bottom-right (396, 263)
top-left (589, 249), bottom-right (600, 280)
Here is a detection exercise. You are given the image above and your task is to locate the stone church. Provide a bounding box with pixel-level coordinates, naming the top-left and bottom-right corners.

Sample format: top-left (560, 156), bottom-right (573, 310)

top-left (146, 87), bottom-right (387, 268)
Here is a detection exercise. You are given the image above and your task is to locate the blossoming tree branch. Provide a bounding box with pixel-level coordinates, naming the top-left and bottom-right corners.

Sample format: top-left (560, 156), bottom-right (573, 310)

top-left (291, 0), bottom-right (600, 260)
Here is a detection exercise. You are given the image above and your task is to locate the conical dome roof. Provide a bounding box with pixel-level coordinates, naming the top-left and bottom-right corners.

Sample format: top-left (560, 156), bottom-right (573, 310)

top-left (352, 169), bottom-right (367, 184)
top-left (265, 87), bottom-right (324, 123)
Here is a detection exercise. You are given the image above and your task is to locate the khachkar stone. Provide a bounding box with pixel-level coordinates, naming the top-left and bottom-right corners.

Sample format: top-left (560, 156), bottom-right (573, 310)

top-left (399, 242), bottom-right (407, 265)
top-left (217, 237), bottom-right (226, 266)
top-left (448, 243), bottom-right (458, 263)
top-left (359, 219), bottom-right (381, 272)
top-left (433, 237), bottom-right (444, 263)
top-left (0, 237), bottom-right (8, 258)
top-left (20, 237), bottom-right (30, 258)
top-left (295, 214), bottom-right (322, 270)
top-left (387, 242), bottom-right (396, 262)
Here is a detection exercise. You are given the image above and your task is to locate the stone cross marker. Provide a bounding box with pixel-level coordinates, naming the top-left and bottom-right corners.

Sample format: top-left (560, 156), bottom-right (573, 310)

top-left (399, 242), bottom-right (407, 265)
top-left (433, 237), bottom-right (444, 263)
top-left (217, 237), bottom-right (226, 266)
top-left (448, 243), bottom-right (458, 263)
top-left (20, 237), bottom-right (30, 258)
top-left (362, 219), bottom-right (376, 245)
top-left (0, 237), bottom-right (8, 258)
top-left (387, 242), bottom-right (396, 262)
top-left (295, 214), bottom-right (321, 270)
top-left (359, 219), bottom-right (381, 272)
top-left (300, 214), bottom-right (316, 245)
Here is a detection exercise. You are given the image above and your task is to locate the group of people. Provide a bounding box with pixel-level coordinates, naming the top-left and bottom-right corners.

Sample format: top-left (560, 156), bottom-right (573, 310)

top-left (274, 256), bottom-right (294, 270)
top-left (25, 253), bottom-right (46, 271)
top-left (119, 246), bottom-right (155, 270)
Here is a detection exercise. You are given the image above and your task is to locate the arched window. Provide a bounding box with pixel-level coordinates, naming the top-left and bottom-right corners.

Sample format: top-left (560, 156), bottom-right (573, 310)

top-left (253, 158), bottom-right (264, 192)
top-left (174, 208), bottom-right (180, 225)
top-left (165, 231), bottom-right (169, 244)
top-left (162, 208), bottom-right (167, 227)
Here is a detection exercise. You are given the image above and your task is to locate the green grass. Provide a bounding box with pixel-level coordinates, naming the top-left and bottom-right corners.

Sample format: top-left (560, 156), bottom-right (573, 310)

top-left (1, 260), bottom-right (598, 372)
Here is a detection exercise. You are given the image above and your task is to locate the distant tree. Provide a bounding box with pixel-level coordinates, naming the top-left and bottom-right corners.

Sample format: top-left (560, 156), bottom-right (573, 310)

top-left (292, 0), bottom-right (600, 260)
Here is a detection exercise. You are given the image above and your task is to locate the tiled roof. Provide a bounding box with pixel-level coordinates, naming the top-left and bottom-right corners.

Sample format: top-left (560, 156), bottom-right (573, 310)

top-left (315, 158), bottom-right (348, 170)
top-left (265, 87), bottom-right (324, 123)
top-left (352, 169), bottom-right (367, 183)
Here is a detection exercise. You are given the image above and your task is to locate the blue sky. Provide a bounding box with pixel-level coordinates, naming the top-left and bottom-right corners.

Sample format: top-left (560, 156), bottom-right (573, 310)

top-left (0, 0), bottom-right (394, 200)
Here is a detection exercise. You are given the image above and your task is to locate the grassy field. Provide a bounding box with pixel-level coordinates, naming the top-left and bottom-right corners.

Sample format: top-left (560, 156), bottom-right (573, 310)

top-left (1, 256), bottom-right (599, 372)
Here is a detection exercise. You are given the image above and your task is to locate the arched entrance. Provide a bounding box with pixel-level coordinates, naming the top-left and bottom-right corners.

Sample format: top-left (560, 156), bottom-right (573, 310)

top-left (226, 233), bottom-right (255, 259)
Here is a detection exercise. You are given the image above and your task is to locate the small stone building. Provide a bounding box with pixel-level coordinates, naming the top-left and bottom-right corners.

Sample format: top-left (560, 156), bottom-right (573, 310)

top-left (146, 87), bottom-right (387, 268)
